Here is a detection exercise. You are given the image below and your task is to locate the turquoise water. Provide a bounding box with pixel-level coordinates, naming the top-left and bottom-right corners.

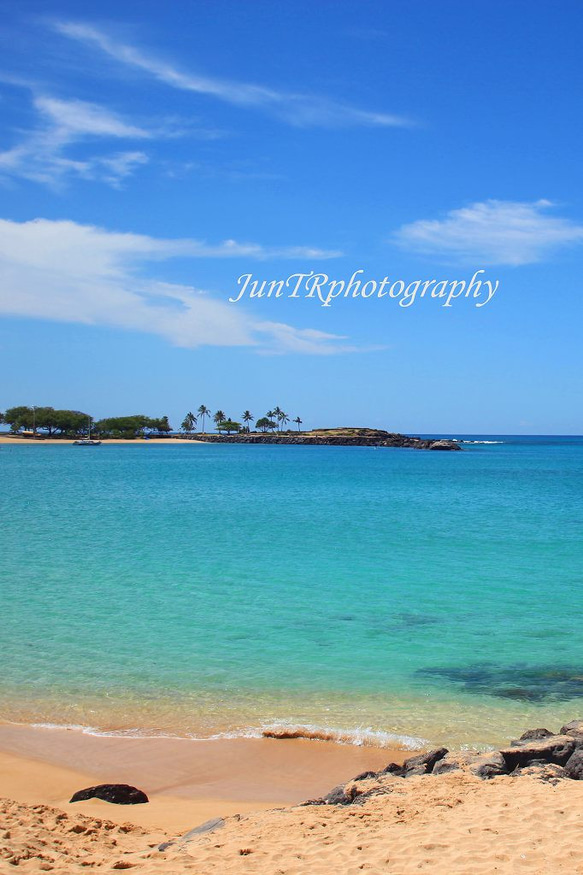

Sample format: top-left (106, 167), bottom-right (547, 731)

top-left (1, 438), bottom-right (583, 748)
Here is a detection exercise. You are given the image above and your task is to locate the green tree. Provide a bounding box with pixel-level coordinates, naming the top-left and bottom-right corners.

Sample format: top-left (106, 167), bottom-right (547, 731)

top-left (4, 406), bottom-right (91, 436)
top-left (148, 416), bottom-right (172, 434)
top-left (94, 415), bottom-right (152, 439)
top-left (198, 405), bottom-right (210, 433)
top-left (4, 406), bottom-right (35, 432)
top-left (279, 412), bottom-right (290, 431)
top-left (293, 416), bottom-right (303, 432)
top-left (255, 417), bottom-right (271, 433)
top-left (181, 412), bottom-right (197, 433)
top-left (242, 410), bottom-right (253, 432)
top-left (221, 420), bottom-right (241, 433)
top-left (49, 409), bottom-right (92, 435)
top-left (214, 410), bottom-right (226, 433)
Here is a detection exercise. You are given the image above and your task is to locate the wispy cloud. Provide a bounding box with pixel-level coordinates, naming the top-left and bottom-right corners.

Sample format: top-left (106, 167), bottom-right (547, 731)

top-left (0, 218), bottom-right (352, 354)
top-left (393, 199), bottom-right (583, 266)
top-left (34, 95), bottom-right (150, 139)
top-left (53, 21), bottom-right (411, 129)
top-left (0, 85), bottom-right (152, 188)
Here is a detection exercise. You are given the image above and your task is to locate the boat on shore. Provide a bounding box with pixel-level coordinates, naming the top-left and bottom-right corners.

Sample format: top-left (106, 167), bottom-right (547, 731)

top-left (73, 417), bottom-right (101, 446)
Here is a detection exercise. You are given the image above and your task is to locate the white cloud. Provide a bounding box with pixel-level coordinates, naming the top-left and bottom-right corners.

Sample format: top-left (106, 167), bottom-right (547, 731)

top-left (393, 199), bottom-right (583, 266)
top-left (54, 21), bottom-right (411, 129)
top-left (34, 95), bottom-right (151, 139)
top-left (0, 86), bottom-right (153, 188)
top-left (0, 218), bottom-right (352, 354)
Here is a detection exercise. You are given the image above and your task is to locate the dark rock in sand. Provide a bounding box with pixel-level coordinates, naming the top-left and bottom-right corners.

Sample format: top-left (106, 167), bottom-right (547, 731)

top-left (402, 748), bottom-right (448, 776)
top-left (431, 751), bottom-right (508, 779)
top-left (381, 762), bottom-right (406, 777)
top-left (432, 755), bottom-right (464, 775)
top-left (564, 749), bottom-right (583, 779)
top-left (70, 784), bottom-right (149, 805)
top-left (511, 763), bottom-right (567, 784)
top-left (352, 770), bottom-right (379, 782)
top-left (322, 785), bottom-right (353, 805)
top-left (500, 735), bottom-right (576, 771)
top-left (159, 817), bottom-right (226, 851)
top-left (471, 752), bottom-right (508, 780)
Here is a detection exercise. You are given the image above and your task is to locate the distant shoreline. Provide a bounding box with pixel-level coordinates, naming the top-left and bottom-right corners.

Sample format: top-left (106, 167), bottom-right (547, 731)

top-left (0, 428), bottom-right (460, 450)
top-left (0, 436), bottom-right (205, 445)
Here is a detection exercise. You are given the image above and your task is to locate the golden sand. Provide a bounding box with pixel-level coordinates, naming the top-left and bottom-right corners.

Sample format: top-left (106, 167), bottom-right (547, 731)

top-left (0, 723), bottom-right (404, 832)
top-left (2, 723), bottom-right (583, 873)
top-left (0, 437), bottom-right (204, 444)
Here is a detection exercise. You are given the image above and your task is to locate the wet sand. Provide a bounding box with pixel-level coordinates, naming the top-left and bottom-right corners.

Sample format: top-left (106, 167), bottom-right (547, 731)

top-left (0, 722), bottom-right (406, 832)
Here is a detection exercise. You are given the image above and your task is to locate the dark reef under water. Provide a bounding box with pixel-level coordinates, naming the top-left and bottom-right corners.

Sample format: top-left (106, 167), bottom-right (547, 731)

top-left (418, 664), bottom-right (583, 702)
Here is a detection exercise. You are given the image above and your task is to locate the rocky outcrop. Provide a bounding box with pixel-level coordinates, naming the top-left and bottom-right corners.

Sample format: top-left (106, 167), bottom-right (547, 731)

top-left (402, 748), bottom-right (449, 776)
top-left (500, 735), bottom-right (577, 770)
top-left (471, 752), bottom-right (509, 779)
top-left (306, 718), bottom-right (583, 806)
top-left (69, 784), bottom-right (149, 805)
top-left (182, 429), bottom-right (461, 451)
top-left (561, 720), bottom-right (583, 736)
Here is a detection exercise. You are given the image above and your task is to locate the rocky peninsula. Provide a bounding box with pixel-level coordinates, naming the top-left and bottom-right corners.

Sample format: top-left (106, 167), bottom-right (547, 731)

top-left (184, 427), bottom-right (461, 450)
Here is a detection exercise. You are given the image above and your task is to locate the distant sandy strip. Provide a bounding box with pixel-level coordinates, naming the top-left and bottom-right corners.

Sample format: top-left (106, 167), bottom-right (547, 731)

top-left (0, 437), bottom-right (205, 444)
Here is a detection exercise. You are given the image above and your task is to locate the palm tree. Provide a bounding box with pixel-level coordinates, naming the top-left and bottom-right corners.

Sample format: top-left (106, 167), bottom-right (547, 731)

top-left (214, 410), bottom-right (226, 433)
top-left (293, 416), bottom-right (303, 432)
top-left (279, 412), bottom-right (290, 431)
top-left (273, 406), bottom-right (283, 431)
top-left (242, 410), bottom-right (253, 432)
top-left (198, 405), bottom-right (210, 434)
top-left (181, 412), bottom-right (197, 433)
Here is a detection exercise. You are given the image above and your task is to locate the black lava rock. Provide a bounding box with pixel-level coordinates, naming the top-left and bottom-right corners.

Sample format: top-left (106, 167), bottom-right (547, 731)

top-left (512, 728), bottom-right (555, 745)
top-left (382, 762), bottom-right (406, 776)
top-left (352, 770), bottom-right (379, 782)
top-left (70, 783), bottom-right (149, 805)
top-left (403, 748), bottom-right (449, 776)
top-left (500, 736), bottom-right (576, 771)
top-left (564, 749), bottom-right (583, 779)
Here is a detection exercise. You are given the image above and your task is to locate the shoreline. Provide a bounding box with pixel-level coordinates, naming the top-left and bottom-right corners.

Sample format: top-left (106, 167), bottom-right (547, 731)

top-left (0, 436), bottom-right (205, 445)
top-left (0, 428), bottom-right (460, 450)
top-left (0, 722), bottom-right (410, 833)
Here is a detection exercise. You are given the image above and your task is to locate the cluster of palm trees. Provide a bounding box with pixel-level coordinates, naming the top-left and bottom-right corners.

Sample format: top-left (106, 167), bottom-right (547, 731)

top-left (180, 405), bottom-right (303, 435)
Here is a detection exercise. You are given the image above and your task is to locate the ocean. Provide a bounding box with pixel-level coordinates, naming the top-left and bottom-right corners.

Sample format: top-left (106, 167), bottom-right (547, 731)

top-left (2, 436), bottom-right (582, 749)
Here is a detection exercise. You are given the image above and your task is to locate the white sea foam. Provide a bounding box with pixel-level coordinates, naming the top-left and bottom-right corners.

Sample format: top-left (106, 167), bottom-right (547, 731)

top-left (209, 723), bottom-right (427, 749)
top-left (27, 720), bottom-right (427, 749)
top-left (459, 440), bottom-right (504, 444)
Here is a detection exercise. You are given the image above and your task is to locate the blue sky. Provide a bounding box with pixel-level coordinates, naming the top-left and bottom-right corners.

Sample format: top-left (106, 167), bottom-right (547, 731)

top-left (1, 0), bottom-right (582, 433)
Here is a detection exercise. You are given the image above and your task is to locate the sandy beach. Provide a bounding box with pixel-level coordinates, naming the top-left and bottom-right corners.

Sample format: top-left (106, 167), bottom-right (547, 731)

top-left (2, 722), bottom-right (583, 873)
top-left (0, 437), bottom-right (204, 444)
top-left (0, 723), bottom-right (401, 832)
